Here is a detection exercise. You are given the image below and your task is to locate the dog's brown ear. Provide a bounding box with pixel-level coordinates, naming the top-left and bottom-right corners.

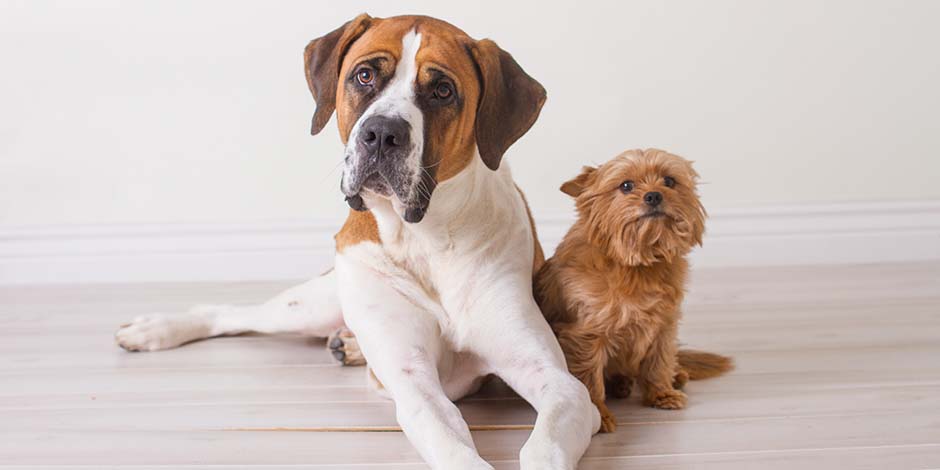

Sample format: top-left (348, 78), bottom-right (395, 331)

top-left (470, 39), bottom-right (546, 170)
top-left (304, 13), bottom-right (373, 135)
top-left (560, 166), bottom-right (597, 197)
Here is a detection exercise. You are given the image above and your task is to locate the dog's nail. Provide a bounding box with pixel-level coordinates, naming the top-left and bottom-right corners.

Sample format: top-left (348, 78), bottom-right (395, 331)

top-left (332, 349), bottom-right (346, 362)
top-left (329, 337), bottom-right (343, 349)
top-left (345, 194), bottom-right (367, 211)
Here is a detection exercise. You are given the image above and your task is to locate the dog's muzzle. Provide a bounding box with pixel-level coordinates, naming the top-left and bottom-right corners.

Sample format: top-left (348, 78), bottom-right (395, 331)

top-left (341, 115), bottom-right (431, 222)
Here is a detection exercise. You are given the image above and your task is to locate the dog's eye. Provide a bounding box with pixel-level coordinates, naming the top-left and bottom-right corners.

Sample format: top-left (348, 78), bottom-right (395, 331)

top-left (663, 176), bottom-right (676, 188)
top-left (433, 81), bottom-right (454, 100)
top-left (356, 68), bottom-right (375, 86)
top-left (620, 180), bottom-right (635, 193)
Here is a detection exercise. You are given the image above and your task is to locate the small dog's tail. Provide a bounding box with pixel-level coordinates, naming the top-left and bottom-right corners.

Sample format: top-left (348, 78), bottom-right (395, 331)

top-left (678, 349), bottom-right (734, 380)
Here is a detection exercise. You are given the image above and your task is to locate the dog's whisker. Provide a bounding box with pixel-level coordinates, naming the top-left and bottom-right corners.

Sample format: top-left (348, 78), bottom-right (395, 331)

top-left (318, 159), bottom-right (346, 185)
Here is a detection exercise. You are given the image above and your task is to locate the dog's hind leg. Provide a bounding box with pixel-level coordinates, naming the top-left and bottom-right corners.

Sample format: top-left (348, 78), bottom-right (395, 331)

top-left (115, 269), bottom-right (344, 352)
top-left (327, 326), bottom-right (366, 366)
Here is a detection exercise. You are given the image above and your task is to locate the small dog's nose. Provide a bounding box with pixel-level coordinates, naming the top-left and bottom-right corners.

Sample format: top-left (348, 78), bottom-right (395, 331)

top-left (644, 191), bottom-right (663, 207)
top-left (358, 116), bottom-right (411, 157)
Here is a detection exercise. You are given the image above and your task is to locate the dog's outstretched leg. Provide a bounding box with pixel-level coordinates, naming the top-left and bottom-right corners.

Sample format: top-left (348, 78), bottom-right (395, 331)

top-left (336, 247), bottom-right (493, 470)
top-left (467, 289), bottom-right (599, 470)
top-left (115, 270), bottom-right (344, 352)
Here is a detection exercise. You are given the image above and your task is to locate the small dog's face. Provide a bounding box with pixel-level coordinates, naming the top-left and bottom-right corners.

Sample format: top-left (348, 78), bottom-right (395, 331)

top-left (561, 149), bottom-right (706, 266)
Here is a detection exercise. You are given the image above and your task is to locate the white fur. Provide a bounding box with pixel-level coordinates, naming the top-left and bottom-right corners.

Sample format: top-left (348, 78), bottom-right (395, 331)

top-left (343, 30), bottom-right (425, 202)
top-left (115, 273), bottom-right (343, 351)
top-left (344, 157), bottom-right (600, 469)
top-left (115, 28), bottom-right (599, 470)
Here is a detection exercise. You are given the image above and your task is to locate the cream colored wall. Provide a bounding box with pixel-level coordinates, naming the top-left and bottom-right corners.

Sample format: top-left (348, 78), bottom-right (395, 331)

top-left (1, 0), bottom-right (938, 227)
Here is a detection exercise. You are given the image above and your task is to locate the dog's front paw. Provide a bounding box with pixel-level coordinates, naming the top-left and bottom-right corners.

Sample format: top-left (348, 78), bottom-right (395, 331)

top-left (327, 327), bottom-right (366, 366)
top-left (646, 389), bottom-right (687, 410)
top-left (598, 408), bottom-right (618, 433)
top-left (115, 314), bottom-right (209, 352)
top-left (673, 369), bottom-right (689, 390)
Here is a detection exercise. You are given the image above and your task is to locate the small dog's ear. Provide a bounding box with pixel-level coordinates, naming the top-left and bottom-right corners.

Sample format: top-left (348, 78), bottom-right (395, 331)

top-left (470, 39), bottom-right (547, 170)
top-left (560, 166), bottom-right (597, 197)
top-left (304, 13), bottom-right (373, 135)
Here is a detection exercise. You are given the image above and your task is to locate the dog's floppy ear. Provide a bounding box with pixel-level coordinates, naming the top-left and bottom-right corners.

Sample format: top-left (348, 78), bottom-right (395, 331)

top-left (560, 166), bottom-right (597, 197)
top-left (470, 39), bottom-right (547, 170)
top-left (304, 13), bottom-right (373, 135)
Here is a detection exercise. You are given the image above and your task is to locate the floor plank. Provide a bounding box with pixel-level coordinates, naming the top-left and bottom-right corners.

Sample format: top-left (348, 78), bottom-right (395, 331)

top-left (1, 261), bottom-right (938, 468)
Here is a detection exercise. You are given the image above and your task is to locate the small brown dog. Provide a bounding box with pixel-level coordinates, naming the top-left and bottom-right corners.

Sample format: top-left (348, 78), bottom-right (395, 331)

top-left (535, 148), bottom-right (732, 433)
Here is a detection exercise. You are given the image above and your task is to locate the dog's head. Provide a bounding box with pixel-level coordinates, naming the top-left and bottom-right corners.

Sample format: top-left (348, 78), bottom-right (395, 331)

top-left (304, 14), bottom-right (546, 223)
top-left (561, 149), bottom-right (706, 266)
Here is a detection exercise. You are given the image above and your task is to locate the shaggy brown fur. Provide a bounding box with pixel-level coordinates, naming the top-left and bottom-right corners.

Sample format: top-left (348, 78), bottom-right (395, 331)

top-left (535, 149), bottom-right (733, 433)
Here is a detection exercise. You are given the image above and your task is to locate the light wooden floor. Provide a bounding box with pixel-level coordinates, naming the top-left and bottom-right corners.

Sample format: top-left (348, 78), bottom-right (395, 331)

top-left (2, 262), bottom-right (939, 469)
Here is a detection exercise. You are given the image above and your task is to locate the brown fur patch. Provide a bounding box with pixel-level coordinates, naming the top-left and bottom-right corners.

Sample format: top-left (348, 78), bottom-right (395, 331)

top-left (304, 14), bottom-right (373, 136)
top-left (535, 149), bottom-right (731, 433)
top-left (335, 209), bottom-right (380, 252)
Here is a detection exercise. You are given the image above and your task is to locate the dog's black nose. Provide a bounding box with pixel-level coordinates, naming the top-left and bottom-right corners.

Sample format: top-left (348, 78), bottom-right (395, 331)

top-left (358, 115), bottom-right (411, 157)
top-left (644, 191), bottom-right (663, 207)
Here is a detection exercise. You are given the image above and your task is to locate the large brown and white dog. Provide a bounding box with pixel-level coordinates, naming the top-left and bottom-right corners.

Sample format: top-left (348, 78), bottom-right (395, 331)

top-left (114, 14), bottom-right (600, 469)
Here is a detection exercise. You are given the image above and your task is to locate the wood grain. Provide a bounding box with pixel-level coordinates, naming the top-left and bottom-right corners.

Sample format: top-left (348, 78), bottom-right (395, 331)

top-left (1, 261), bottom-right (938, 468)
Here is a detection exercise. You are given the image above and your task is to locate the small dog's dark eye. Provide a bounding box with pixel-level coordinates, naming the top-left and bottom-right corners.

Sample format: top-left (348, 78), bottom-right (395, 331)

top-left (620, 180), bottom-right (635, 193)
top-left (663, 176), bottom-right (676, 188)
top-left (433, 81), bottom-right (454, 100)
top-left (356, 68), bottom-right (375, 86)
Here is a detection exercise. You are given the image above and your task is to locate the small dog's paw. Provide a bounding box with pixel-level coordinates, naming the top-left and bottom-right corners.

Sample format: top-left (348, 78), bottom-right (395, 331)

top-left (327, 327), bottom-right (366, 366)
top-left (646, 389), bottom-right (687, 410)
top-left (598, 408), bottom-right (618, 433)
top-left (115, 314), bottom-right (208, 352)
top-left (607, 375), bottom-right (633, 399)
top-left (673, 369), bottom-right (689, 390)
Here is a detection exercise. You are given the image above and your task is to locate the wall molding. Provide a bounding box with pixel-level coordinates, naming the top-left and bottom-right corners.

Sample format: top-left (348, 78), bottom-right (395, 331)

top-left (2, 201), bottom-right (939, 284)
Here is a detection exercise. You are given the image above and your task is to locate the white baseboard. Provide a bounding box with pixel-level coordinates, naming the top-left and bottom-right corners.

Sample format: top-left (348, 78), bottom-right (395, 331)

top-left (2, 201), bottom-right (939, 284)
